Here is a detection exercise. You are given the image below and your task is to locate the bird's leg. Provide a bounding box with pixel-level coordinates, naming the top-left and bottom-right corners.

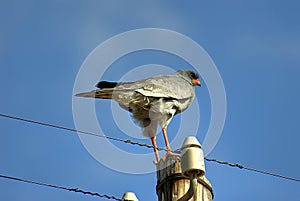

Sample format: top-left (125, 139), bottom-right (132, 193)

top-left (162, 128), bottom-right (180, 161)
top-left (151, 136), bottom-right (160, 164)
top-left (162, 127), bottom-right (171, 153)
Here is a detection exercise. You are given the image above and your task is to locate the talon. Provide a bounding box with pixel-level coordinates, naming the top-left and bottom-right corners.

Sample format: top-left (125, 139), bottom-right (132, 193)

top-left (153, 159), bottom-right (160, 165)
top-left (162, 151), bottom-right (180, 161)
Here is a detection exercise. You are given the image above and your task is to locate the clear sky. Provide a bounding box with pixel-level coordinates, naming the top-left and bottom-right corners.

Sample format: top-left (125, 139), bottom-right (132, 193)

top-left (1, 1), bottom-right (300, 201)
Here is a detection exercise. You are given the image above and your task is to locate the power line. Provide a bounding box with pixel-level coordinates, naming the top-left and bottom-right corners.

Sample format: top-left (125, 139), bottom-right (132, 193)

top-left (1, 113), bottom-right (300, 184)
top-left (0, 174), bottom-right (122, 200)
top-left (204, 158), bottom-right (300, 183)
top-left (0, 113), bottom-right (167, 152)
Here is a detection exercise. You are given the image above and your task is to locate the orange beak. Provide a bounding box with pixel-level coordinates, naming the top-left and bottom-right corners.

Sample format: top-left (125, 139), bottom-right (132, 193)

top-left (192, 79), bottom-right (201, 86)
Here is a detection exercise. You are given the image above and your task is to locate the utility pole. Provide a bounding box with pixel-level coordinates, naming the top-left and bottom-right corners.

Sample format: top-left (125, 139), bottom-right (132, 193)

top-left (156, 136), bottom-right (213, 201)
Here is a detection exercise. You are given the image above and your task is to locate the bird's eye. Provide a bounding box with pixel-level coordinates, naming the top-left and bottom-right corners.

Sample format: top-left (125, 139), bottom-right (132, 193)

top-left (190, 71), bottom-right (198, 79)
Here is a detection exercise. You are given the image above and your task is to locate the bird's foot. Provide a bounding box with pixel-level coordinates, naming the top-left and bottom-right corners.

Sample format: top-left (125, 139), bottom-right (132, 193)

top-left (161, 151), bottom-right (180, 161)
top-left (153, 159), bottom-right (159, 165)
top-left (153, 152), bottom-right (180, 165)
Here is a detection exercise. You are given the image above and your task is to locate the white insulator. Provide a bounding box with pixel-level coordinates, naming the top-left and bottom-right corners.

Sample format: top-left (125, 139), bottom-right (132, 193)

top-left (180, 136), bottom-right (205, 178)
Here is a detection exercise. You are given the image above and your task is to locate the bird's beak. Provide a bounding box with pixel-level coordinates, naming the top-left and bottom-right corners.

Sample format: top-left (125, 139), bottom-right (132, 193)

top-left (193, 79), bottom-right (201, 86)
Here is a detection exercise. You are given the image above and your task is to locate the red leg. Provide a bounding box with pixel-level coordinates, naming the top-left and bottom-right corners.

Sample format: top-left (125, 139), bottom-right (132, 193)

top-left (151, 136), bottom-right (160, 163)
top-left (162, 128), bottom-right (180, 161)
top-left (162, 128), bottom-right (171, 152)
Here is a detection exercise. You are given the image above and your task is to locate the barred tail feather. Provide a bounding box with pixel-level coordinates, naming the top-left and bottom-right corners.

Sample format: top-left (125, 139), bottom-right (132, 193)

top-left (75, 91), bottom-right (96, 98)
top-left (75, 89), bottom-right (114, 99)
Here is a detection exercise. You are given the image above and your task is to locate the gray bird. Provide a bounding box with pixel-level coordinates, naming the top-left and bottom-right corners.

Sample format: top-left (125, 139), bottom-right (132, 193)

top-left (75, 70), bottom-right (201, 162)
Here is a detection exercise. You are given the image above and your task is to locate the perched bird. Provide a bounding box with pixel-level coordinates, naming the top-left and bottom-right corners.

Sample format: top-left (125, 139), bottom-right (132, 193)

top-left (75, 70), bottom-right (201, 162)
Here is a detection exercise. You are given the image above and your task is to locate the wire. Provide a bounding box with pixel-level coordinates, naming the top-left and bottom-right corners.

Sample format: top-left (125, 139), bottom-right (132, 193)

top-left (0, 174), bottom-right (122, 200)
top-left (1, 113), bottom-right (300, 184)
top-left (204, 157), bottom-right (300, 183)
top-left (0, 113), bottom-right (167, 152)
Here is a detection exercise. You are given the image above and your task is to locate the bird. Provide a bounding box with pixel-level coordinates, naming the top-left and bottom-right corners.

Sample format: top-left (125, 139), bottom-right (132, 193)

top-left (75, 70), bottom-right (201, 163)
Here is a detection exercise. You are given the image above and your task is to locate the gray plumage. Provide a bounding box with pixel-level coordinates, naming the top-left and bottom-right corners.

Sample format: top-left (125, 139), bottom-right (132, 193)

top-left (75, 70), bottom-right (200, 139)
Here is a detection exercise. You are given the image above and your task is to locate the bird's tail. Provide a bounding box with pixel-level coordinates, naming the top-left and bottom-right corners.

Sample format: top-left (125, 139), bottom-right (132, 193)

top-left (75, 90), bottom-right (113, 99)
top-left (75, 81), bottom-right (119, 99)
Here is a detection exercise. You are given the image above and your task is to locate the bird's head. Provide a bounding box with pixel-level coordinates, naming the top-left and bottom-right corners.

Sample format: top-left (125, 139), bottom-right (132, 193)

top-left (176, 70), bottom-right (201, 87)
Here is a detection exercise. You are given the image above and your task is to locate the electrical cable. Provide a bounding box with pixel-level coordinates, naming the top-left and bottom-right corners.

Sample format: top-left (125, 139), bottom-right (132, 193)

top-left (0, 113), bottom-right (167, 151)
top-left (0, 174), bottom-right (122, 200)
top-left (205, 157), bottom-right (300, 183)
top-left (1, 113), bottom-right (300, 183)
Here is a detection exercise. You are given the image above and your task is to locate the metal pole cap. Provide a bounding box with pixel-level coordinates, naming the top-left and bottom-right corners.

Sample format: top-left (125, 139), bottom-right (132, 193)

top-left (122, 192), bottom-right (139, 201)
top-left (181, 136), bottom-right (202, 150)
top-left (180, 136), bottom-right (205, 178)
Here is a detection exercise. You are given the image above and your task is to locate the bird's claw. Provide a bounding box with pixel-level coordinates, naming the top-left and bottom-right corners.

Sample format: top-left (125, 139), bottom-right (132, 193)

top-left (161, 151), bottom-right (180, 161)
top-left (153, 159), bottom-right (159, 165)
top-left (153, 151), bottom-right (181, 165)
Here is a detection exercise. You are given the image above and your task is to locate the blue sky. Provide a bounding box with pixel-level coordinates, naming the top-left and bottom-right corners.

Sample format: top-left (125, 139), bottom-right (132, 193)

top-left (1, 1), bottom-right (300, 201)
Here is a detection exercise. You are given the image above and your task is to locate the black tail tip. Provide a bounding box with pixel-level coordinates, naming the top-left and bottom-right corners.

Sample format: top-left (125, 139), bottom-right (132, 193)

top-left (96, 81), bottom-right (118, 89)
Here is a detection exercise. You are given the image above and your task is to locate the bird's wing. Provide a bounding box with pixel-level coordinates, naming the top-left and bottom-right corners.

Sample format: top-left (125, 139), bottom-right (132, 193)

top-left (115, 75), bottom-right (194, 100)
top-left (75, 75), bottom-right (195, 100)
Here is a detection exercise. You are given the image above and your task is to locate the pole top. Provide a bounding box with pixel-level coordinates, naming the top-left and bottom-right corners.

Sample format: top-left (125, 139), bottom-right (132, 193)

top-left (181, 136), bottom-right (205, 178)
top-left (122, 192), bottom-right (139, 201)
top-left (181, 136), bottom-right (202, 150)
